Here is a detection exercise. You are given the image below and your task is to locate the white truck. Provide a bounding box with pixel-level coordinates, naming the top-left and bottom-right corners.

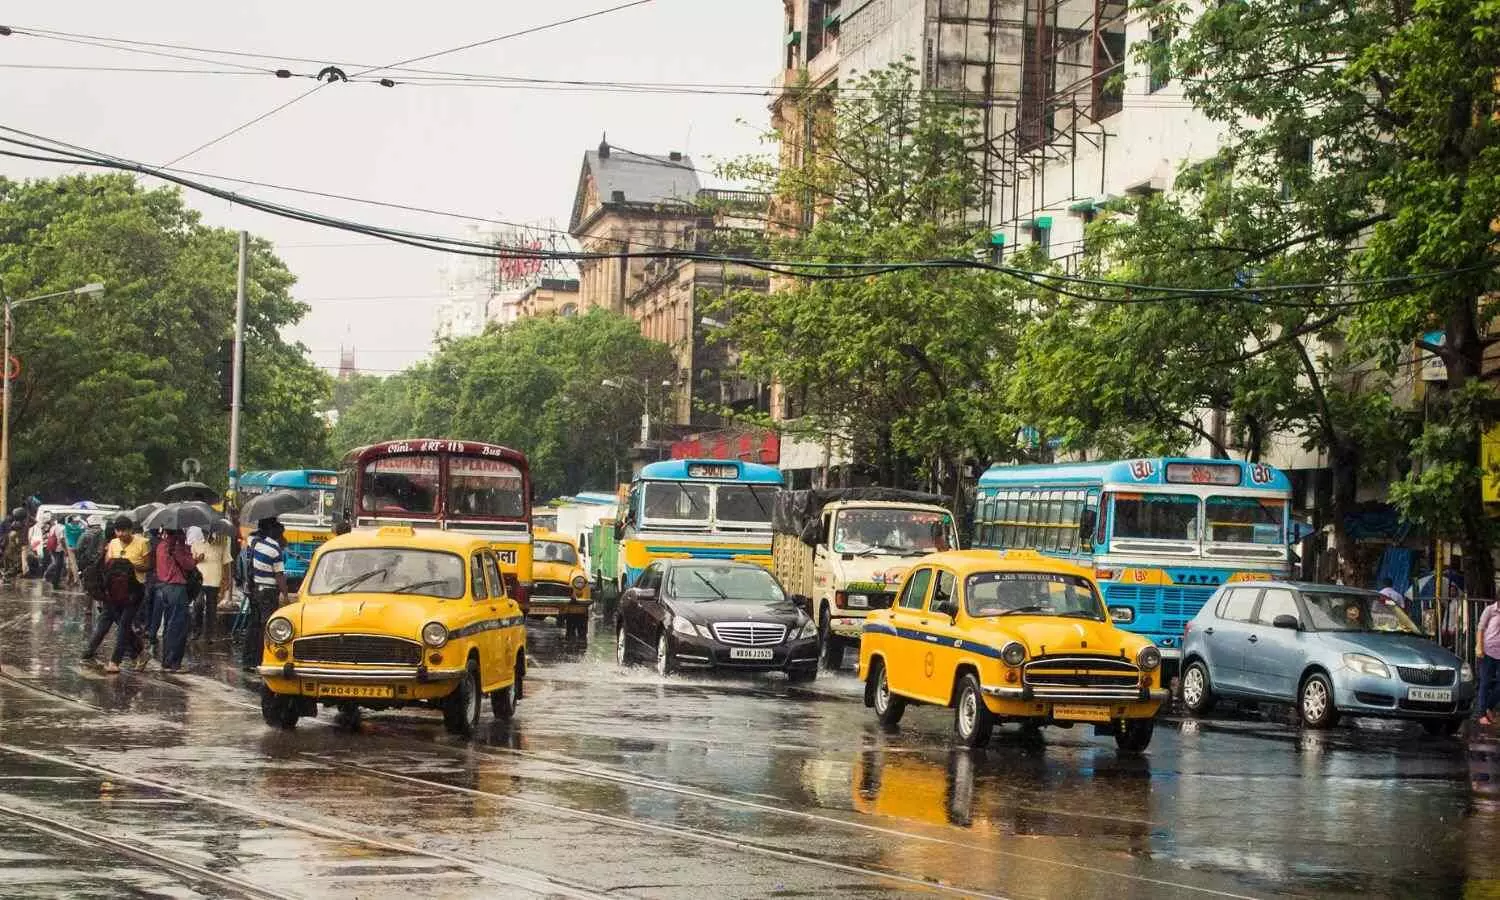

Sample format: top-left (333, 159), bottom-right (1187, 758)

top-left (771, 489), bottom-right (959, 668)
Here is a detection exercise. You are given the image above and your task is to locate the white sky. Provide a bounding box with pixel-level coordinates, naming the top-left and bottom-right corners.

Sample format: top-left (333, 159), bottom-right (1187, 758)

top-left (0, 1), bottom-right (783, 373)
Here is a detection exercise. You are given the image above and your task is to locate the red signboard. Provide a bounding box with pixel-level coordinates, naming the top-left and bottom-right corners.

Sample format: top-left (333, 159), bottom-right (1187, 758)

top-left (670, 429), bottom-right (779, 464)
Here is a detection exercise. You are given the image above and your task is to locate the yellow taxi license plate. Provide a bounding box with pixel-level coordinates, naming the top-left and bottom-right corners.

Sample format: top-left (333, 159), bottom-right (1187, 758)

top-left (1052, 704), bottom-right (1112, 722)
top-left (312, 683), bottom-right (393, 699)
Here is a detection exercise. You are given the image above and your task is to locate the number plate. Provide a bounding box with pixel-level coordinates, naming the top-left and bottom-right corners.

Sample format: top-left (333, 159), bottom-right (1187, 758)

top-left (845, 595), bottom-right (869, 609)
top-left (313, 683), bottom-right (393, 699)
top-left (729, 648), bottom-right (774, 661)
top-left (1051, 704), bottom-right (1112, 723)
top-left (529, 606), bottom-right (559, 617)
top-left (1408, 688), bottom-right (1453, 703)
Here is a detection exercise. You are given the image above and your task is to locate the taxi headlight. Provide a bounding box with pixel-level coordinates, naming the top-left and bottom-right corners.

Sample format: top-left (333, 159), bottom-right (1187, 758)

top-left (421, 622), bottom-right (449, 648)
top-left (1137, 645), bottom-right (1162, 671)
top-left (265, 616), bottom-right (294, 645)
top-left (1342, 652), bottom-right (1390, 678)
top-left (1000, 641), bottom-right (1026, 667)
top-left (571, 575), bottom-right (588, 592)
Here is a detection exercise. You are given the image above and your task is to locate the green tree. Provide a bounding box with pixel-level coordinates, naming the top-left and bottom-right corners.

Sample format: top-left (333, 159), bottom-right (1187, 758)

top-left (716, 61), bottom-right (1033, 497)
top-left (330, 310), bottom-right (675, 497)
top-left (0, 173), bottom-right (330, 504)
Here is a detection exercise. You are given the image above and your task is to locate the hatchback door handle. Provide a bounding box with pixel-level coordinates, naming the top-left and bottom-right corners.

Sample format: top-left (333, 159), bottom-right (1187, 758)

top-left (1247, 634), bottom-right (1258, 643)
top-left (1204, 627), bottom-right (1214, 635)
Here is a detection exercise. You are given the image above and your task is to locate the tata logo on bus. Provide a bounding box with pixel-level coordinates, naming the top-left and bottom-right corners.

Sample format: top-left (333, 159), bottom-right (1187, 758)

top-left (1249, 463), bottom-right (1274, 485)
top-left (1128, 460), bottom-right (1157, 480)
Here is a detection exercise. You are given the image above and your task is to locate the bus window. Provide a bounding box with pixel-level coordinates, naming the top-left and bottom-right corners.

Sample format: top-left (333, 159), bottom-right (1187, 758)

top-left (1016, 491), bottom-right (1035, 548)
top-left (362, 455), bottom-right (439, 515)
top-left (1113, 493), bottom-right (1200, 542)
top-left (643, 482), bottom-right (710, 522)
top-left (1205, 496), bottom-right (1285, 544)
top-left (999, 492), bottom-right (1018, 547)
top-left (448, 458), bottom-right (525, 518)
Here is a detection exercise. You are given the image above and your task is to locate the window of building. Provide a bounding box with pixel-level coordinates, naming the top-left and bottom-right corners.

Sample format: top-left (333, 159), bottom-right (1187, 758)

top-left (1030, 221), bottom-right (1051, 252)
top-left (1148, 26), bottom-right (1171, 93)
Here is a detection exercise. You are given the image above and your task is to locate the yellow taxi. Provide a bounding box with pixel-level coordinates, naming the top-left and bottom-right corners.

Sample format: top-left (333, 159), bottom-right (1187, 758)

top-left (526, 528), bottom-right (592, 639)
top-left (857, 550), bottom-right (1165, 751)
top-left (258, 525), bottom-right (527, 736)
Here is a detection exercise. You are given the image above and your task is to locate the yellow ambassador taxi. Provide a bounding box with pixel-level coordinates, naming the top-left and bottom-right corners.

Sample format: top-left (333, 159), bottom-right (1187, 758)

top-left (858, 550), bottom-right (1166, 752)
top-left (526, 528), bottom-right (592, 640)
top-left (258, 525), bottom-right (527, 736)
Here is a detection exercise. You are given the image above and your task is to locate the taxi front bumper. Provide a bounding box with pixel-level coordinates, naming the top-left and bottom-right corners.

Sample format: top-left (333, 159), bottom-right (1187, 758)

top-left (982, 685), bottom-right (1170, 703)
top-left (258, 663), bottom-right (467, 682)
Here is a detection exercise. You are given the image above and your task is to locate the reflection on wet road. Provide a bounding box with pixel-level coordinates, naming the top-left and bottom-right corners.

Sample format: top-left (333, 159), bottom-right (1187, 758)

top-left (2, 581), bottom-right (1497, 898)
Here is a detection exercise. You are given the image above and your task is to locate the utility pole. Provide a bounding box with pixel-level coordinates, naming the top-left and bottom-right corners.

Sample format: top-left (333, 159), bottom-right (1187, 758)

top-left (227, 231), bottom-right (248, 507)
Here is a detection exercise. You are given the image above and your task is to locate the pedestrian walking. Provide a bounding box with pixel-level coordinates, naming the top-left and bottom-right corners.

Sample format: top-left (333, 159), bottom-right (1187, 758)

top-left (1475, 599), bottom-right (1500, 726)
top-left (0, 516), bottom-right (19, 583)
top-left (84, 516), bottom-right (150, 672)
top-left (76, 517), bottom-right (107, 605)
top-left (24, 514), bottom-right (43, 577)
top-left (155, 529), bottom-right (199, 672)
top-left (43, 515), bottom-right (67, 589)
top-left (190, 525), bottom-right (230, 639)
top-left (63, 515), bottom-right (84, 585)
top-left (140, 525), bottom-right (164, 656)
top-left (241, 517), bottom-right (288, 672)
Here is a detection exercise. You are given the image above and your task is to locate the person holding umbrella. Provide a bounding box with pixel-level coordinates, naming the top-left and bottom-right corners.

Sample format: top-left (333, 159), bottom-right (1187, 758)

top-left (242, 517), bottom-right (288, 671)
top-left (142, 503), bottom-right (214, 672)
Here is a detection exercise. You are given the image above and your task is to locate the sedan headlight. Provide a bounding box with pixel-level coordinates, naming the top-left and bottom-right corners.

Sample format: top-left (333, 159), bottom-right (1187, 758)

top-left (1137, 645), bottom-right (1162, 671)
top-left (421, 621), bottom-right (449, 648)
top-left (1462, 662), bottom-right (1475, 683)
top-left (794, 619), bottom-right (818, 640)
top-left (671, 615), bottom-right (698, 637)
top-left (265, 616), bottom-right (294, 645)
top-left (1342, 652), bottom-right (1391, 678)
top-left (1000, 641), bottom-right (1026, 667)
top-left (571, 575), bottom-right (588, 592)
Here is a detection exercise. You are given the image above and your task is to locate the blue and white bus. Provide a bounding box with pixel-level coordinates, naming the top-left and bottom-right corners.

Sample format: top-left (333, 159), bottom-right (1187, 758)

top-left (973, 458), bottom-right (1293, 667)
top-left (616, 459), bottom-right (784, 589)
top-left (239, 468), bottom-right (338, 585)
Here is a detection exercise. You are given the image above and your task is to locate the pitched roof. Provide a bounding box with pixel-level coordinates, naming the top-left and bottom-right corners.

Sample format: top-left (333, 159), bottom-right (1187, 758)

top-left (569, 145), bottom-right (701, 233)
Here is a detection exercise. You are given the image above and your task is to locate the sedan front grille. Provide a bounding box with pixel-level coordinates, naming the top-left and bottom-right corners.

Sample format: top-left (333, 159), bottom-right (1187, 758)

top-left (711, 622), bottom-right (787, 646)
top-left (293, 634), bottom-right (422, 666)
top-left (1396, 665), bottom-right (1455, 686)
top-left (1023, 655), bottom-right (1141, 689)
top-left (531, 581), bottom-right (574, 599)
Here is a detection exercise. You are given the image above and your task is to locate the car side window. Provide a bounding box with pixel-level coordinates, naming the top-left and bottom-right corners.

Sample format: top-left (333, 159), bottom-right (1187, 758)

top-left (930, 570), bottom-right (956, 612)
top-left (470, 554), bottom-right (488, 600)
top-left (1254, 589), bottom-right (1299, 625)
top-left (1218, 588), bottom-right (1260, 622)
top-left (482, 551), bottom-right (503, 599)
top-left (899, 568), bottom-right (933, 610)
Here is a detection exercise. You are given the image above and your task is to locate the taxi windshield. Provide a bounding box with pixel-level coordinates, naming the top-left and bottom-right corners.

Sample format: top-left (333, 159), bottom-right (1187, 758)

top-left (305, 548), bottom-right (466, 599)
top-left (965, 572), bottom-right (1104, 620)
top-left (535, 540), bottom-right (578, 565)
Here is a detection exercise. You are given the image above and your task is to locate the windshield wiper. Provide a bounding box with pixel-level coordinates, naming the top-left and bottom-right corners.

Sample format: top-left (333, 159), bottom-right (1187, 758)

top-left (678, 483), bottom-right (704, 515)
top-left (387, 579), bottom-right (452, 595)
top-left (329, 567), bottom-right (389, 594)
top-left (692, 571), bottom-right (727, 599)
top-left (1058, 610), bottom-right (1102, 620)
top-left (996, 605), bottom-right (1050, 616)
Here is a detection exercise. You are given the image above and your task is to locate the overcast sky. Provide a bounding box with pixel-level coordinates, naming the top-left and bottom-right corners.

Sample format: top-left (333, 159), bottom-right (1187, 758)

top-left (1, 2), bottom-right (783, 373)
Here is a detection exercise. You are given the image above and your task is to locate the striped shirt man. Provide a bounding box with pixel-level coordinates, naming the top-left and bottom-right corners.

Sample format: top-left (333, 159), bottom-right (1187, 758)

top-left (250, 533), bottom-right (284, 588)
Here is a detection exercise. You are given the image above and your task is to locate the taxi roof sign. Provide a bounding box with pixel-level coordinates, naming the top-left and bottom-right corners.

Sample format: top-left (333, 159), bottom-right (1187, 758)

top-left (377, 524), bottom-right (416, 537)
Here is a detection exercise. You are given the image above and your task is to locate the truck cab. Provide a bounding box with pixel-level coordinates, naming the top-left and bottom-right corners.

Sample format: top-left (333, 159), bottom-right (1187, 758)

top-left (772, 490), bottom-right (958, 668)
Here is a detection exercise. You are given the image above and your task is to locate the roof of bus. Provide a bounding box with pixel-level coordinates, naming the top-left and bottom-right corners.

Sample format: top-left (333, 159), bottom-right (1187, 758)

top-left (239, 469), bottom-right (337, 488)
top-left (636, 458), bottom-right (785, 485)
top-left (340, 439), bottom-right (528, 467)
top-left (978, 457), bottom-right (1292, 492)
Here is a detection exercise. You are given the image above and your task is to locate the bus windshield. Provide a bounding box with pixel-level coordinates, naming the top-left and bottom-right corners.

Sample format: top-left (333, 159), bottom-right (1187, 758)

top-left (715, 484), bottom-right (775, 525)
top-left (1112, 493), bottom-right (1200, 542)
top-left (277, 489), bottom-right (334, 524)
top-left (361, 455), bottom-right (439, 515)
top-left (1205, 496), bottom-right (1285, 545)
top-left (642, 482), bottom-right (710, 523)
top-left (448, 457), bottom-right (526, 519)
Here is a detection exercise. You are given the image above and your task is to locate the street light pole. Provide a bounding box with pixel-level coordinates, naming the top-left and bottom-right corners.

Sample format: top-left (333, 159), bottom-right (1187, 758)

top-left (0, 282), bottom-right (106, 512)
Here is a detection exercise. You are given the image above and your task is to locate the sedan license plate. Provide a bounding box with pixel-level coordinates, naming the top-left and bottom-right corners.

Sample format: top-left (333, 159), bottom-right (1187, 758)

top-left (1408, 687), bottom-right (1453, 703)
top-left (729, 647), bottom-right (774, 661)
top-left (1051, 704), bottom-right (1112, 723)
top-left (313, 683), bottom-right (393, 699)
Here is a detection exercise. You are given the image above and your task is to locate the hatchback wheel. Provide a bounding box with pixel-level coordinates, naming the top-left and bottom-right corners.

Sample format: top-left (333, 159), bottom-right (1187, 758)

top-left (1299, 672), bottom-right (1339, 729)
top-left (1181, 661), bottom-right (1216, 715)
top-left (443, 662), bottom-right (482, 736)
top-left (870, 660), bottom-right (905, 726)
top-left (954, 673), bottom-right (995, 748)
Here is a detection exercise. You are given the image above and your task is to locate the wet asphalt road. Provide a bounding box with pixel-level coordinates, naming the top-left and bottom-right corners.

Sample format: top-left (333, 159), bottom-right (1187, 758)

top-left (2, 582), bottom-right (1499, 899)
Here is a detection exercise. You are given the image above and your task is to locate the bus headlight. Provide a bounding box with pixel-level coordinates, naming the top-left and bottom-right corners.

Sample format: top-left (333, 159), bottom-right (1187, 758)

top-left (1136, 646), bottom-right (1162, 671)
top-left (1110, 606), bottom-right (1135, 624)
top-left (1000, 642), bottom-right (1026, 667)
top-left (421, 622), bottom-right (449, 648)
top-left (265, 617), bottom-right (294, 645)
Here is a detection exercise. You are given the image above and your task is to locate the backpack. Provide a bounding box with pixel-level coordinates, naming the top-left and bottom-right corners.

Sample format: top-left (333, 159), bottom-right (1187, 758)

top-left (44, 530), bottom-right (57, 553)
top-left (103, 559), bottom-right (134, 607)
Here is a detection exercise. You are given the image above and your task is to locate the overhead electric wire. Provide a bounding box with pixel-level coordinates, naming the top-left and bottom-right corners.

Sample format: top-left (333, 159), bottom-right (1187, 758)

top-left (2, 124), bottom-right (1495, 305)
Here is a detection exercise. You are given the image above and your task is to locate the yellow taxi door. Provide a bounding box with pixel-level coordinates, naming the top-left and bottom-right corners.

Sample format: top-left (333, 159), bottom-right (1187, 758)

top-left (919, 568), bottom-right (964, 704)
top-left (885, 567), bottom-right (934, 700)
top-left (466, 552), bottom-right (499, 688)
top-left (486, 552), bottom-right (522, 684)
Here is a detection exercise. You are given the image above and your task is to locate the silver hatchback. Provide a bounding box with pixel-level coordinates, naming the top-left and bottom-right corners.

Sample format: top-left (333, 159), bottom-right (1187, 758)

top-left (1180, 581), bottom-right (1475, 734)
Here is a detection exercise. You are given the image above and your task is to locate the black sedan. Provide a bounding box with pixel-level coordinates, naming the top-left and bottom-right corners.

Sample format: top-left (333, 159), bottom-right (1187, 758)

top-left (615, 560), bottom-right (820, 681)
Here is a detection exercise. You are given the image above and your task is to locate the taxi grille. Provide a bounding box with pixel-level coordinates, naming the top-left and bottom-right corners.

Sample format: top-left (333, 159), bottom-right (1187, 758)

top-left (531, 581), bottom-right (574, 599)
top-left (711, 622), bottom-right (787, 646)
top-left (293, 635), bottom-right (422, 666)
top-left (1023, 655), bottom-right (1141, 689)
top-left (1396, 666), bottom-right (1455, 686)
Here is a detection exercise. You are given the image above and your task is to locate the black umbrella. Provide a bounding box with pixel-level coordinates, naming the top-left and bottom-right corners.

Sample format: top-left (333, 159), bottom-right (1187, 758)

top-left (210, 517), bottom-right (236, 538)
top-left (129, 502), bottom-right (164, 524)
top-left (162, 481), bottom-right (220, 504)
top-left (239, 490), bottom-right (307, 524)
top-left (143, 502), bottom-right (218, 532)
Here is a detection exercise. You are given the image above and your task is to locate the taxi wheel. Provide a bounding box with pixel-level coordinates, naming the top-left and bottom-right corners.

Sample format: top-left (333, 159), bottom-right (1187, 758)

top-left (1114, 717), bottom-right (1155, 753)
top-left (259, 685), bottom-right (299, 730)
top-left (491, 670), bottom-right (518, 720)
top-left (333, 702), bottom-right (362, 730)
top-left (954, 673), bottom-right (995, 748)
top-left (443, 662), bottom-right (482, 737)
top-left (870, 660), bottom-right (905, 726)
top-left (656, 631), bottom-right (677, 677)
top-left (1181, 660), bottom-right (1216, 715)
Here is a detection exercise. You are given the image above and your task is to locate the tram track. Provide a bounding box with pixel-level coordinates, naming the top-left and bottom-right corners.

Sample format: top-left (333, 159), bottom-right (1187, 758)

top-left (0, 799), bottom-right (297, 900)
